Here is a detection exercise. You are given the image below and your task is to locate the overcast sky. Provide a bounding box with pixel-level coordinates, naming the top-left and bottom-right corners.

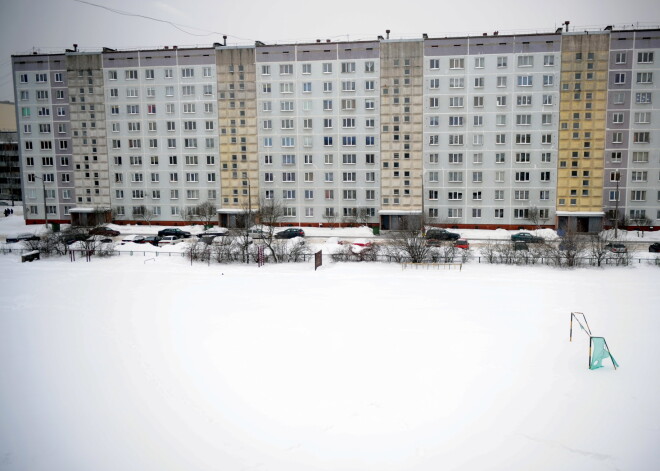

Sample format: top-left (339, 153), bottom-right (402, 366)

top-left (1, 0), bottom-right (659, 102)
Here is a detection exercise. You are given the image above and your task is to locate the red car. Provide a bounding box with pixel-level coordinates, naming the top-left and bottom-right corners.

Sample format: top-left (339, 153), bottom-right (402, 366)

top-left (454, 239), bottom-right (470, 250)
top-left (89, 226), bottom-right (120, 237)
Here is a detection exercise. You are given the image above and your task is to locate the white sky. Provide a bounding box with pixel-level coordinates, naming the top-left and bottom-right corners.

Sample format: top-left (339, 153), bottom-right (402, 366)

top-left (1, 0), bottom-right (659, 101)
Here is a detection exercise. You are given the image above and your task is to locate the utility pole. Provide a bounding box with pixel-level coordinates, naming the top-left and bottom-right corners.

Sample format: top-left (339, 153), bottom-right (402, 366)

top-left (34, 175), bottom-right (48, 229)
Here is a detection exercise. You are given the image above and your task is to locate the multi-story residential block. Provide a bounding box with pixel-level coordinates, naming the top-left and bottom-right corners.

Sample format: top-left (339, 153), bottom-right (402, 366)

top-left (557, 33), bottom-right (610, 233)
top-left (603, 31), bottom-right (660, 229)
top-left (11, 27), bottom-right (660, 232)
top-left (424, 34), bottom-right (560, 229)
top-left (379, 40), bottom-right (424, 230)
top-left (255, 41), bottom-right (382, 226)
top-left (217, 46), bottom-right (258, 227)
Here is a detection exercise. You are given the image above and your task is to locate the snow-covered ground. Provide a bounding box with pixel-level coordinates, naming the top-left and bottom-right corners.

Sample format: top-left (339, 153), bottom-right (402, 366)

top-left (1, 206), bottom-right (659, 470)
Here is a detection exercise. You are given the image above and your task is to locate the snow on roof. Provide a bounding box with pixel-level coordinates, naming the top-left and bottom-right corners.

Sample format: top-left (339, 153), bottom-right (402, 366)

top-left (69, 207), bottom-right (98, 213)
top-left (556, 211), bottom-right (605, 216)
top-left (216, 208), bottom-right (246, 214)
top-left (377, 210), bottom-right (423, 215)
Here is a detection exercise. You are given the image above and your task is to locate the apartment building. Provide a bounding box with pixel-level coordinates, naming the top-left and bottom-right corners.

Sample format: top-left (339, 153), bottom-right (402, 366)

top-left (254, 41), bottom-right (382, 226)
top-left (603, 31), bottom-right (660, 229)
top-left (12, 27), bottom-right (660, 231)
top-left (424, 34), bottom-right (560, 229)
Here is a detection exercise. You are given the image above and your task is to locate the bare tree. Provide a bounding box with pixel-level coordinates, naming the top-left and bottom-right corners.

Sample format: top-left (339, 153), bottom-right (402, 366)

top-left (633, 215), bottom-right (653, 238)
top-left (589, 233), bottom-right (610, 267)
top-left (552, 230), bottom-right (587, 267)
top-left (256, 198), bottom-right (285, 262)
top-left (385, 214), bottom-right (430, 263)
top-left (112, 206), bottom-right (125, 222)
top-left (185, 205), bottom-right (202, 224)
top-left (195, 201), bottom-right (218, 227)
top-left (323, 211), bottom-right (338, 228)
top-left (356, 207), bottom-right (372, 226)
top-left (527, 206), bottom-right (543, 230)
top-left (132, 205), bottom-right (157, 226)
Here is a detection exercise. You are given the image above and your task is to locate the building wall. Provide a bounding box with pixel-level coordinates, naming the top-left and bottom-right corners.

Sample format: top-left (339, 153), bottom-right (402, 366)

top-left (102, 48), bottom-right (219, 223)
top-left (13, 54), bottom-right (71, 222)
top-left (0, 102), bottom-right (17, 131)
top-left (255, 42), bottom-right (381, 226)
top-left (11, 29), bottom-right (660, 230)
top-left (217, 46), bottom-right (257, 222)
top-left (423, 34), bottom-right (561, 228)
top-left (68, 53), bottom-right (107, 213)
top-left (0, 131), bottom-right (20, 201)
top-left (604, 30), bottom-right (660, 227)
top-left (557, 33), bottom-right (610, 226)
top-left (380, 40), bottom-right (424, 223)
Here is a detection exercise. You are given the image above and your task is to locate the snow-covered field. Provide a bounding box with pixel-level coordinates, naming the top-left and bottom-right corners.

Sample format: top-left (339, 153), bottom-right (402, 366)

top-left (1, 207), bottom-right (660, 470)
top-left (1, 247), bottom-right (659, 470)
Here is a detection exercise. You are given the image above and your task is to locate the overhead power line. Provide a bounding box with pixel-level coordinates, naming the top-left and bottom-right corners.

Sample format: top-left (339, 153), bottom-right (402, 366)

top-left (71, 0), bottom-right (253, 41)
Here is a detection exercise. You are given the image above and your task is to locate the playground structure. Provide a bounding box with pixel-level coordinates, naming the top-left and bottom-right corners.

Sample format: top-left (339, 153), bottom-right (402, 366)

top-left (570, 312), bottom-right (619, 370)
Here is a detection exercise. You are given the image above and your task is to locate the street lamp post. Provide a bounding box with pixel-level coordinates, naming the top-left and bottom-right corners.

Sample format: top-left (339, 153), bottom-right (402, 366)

top-left (614, 170), bottom-right (620, 239)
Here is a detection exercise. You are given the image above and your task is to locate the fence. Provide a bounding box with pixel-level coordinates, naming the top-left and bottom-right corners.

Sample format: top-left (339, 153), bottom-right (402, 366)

top-left (2, 245), bottom-right (659, 267)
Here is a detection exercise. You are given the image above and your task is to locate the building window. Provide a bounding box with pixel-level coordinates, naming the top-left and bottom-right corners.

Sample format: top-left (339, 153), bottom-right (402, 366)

top-left (638, 52), bottom-right (654, 64)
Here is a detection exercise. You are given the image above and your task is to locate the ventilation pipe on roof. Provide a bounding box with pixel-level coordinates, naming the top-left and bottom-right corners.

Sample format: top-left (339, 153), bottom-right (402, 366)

top-left (386, 29), bottom-right (390, 39)
top-left (223, 35), bottom-right (227, 46)
top-left (564, 21), bottom-right (570, 32)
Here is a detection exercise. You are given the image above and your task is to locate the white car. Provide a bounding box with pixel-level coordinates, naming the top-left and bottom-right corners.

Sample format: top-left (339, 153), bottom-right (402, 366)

top-left (121, 235), bottom-right (145, 244)
top-left (158, 235), bottom-right (183, 246)
top-left (247, 228), bottom-right (268, 239)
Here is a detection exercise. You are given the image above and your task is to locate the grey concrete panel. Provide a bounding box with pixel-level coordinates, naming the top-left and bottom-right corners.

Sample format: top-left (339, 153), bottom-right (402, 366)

top-left (176, 49), bottom-right (216, 65)
top-left (634, 30), bottom-right (660, 49)
top-left (296, 44), bottom-right (338, 61)
top-left (337, 41), bottom-right (380, 59)
top-left (610, 32), bottom-right (635, 50)
top-left (256, 45), bottom-right (296, 62)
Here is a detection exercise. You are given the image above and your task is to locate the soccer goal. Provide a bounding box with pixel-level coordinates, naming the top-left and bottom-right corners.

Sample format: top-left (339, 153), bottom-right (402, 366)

top-left (570, 312), bottom-right (619, 370)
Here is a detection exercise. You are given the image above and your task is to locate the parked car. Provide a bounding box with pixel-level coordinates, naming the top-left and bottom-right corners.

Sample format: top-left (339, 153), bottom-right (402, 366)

top-left (247, 228), bottom-right (268, 239)
top-left (649, 243), bottom-right (660, 253)
top-left (157, 228), bottom-right (191, 238)
top-left (61, 233), bottom-right (89, 245)
top-left (426, 228), bottom-right (460, 242)
top-left (158, 235), bottom-right (184, 246)
top-left (121, 235), bottom-right (145, 244)
top-left (454, 239), bottom-right (470, 250)
top-left (197, 228), bottom-right (228, 239)
top-left (86, 235), bottom-right (114, 244)
top-left (604, 243), bottom-right (627, 254)
top-left (6, 233), bottom-right (40, 243)
top-left (275, 228), bottom-right (305, 239)
top-left (89, 226), bottom-right (120, 237)
top-left (142, 236), bottom-right (162, 247)
top-left (511, 232), bottom-right (544, 243)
